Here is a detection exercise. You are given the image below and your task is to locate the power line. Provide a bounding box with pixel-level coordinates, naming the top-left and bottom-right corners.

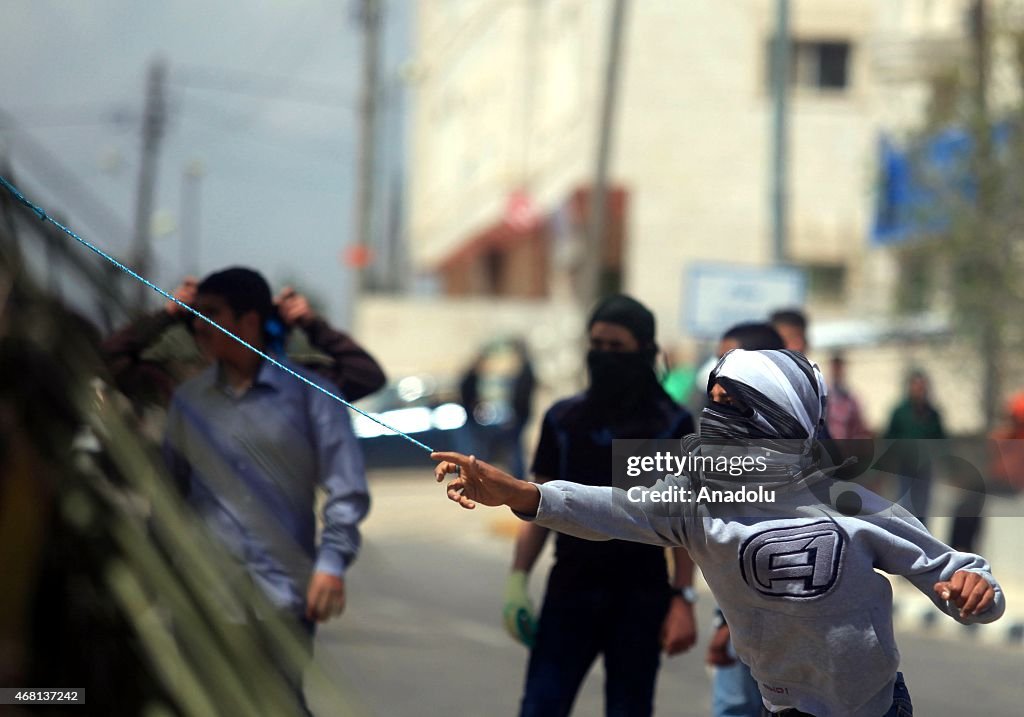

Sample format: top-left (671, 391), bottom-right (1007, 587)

top-left (0, 107), bottom-right (132, 247)
top-left (171, 63), bottom-right (356, 111)
top-left (0, 111), bottom-right (138, 131)
top-left (176, 102), bottom-right (351, 163)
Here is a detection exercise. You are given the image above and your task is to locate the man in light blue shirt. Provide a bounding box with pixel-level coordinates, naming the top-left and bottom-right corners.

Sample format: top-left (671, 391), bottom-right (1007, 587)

top-left (164, 267), bottom-right (369, 711)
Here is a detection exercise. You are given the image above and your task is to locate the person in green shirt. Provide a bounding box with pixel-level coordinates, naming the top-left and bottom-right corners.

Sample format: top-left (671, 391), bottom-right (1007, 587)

top-left (885, 369), bottom-right (946, 527)
top-left (661, 345), bottom-right (697, 406)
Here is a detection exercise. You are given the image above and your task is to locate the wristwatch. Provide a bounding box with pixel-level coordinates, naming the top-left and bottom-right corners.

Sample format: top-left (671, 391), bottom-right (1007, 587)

top-left (671, 586), bottom-right (698, 605)
top-left (711, 609), bottom-right (727, 629)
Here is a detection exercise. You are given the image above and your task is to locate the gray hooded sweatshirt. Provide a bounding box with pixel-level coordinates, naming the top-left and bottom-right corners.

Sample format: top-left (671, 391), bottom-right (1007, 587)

top-left (525, 471), bottom-right (1005, 717)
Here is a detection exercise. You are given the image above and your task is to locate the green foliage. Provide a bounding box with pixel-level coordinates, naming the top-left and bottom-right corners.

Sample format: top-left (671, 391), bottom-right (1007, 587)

top-left (898, 5), bottom-right (1024, 426)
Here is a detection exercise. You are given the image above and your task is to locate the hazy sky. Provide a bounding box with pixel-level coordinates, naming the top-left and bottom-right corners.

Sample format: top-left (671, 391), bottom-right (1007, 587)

top-left (1, 0), bottom-right (410, 326)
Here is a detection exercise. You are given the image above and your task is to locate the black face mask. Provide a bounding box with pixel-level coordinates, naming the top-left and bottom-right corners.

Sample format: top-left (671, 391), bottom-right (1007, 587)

top-left (586, 349), bottom-right (660, 409)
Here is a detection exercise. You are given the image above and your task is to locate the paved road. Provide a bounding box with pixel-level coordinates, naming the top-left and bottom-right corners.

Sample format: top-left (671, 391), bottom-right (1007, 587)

top-left (306, 473), bottom-right (1024, 717)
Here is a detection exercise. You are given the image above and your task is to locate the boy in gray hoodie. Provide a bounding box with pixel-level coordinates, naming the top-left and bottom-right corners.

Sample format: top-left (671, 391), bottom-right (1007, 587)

top-left (433, 349), bottom-right (1005, 717)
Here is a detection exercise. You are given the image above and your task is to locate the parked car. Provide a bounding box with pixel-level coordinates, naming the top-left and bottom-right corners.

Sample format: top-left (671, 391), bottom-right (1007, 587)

top-left (352, 374), bottom-right (502, 469)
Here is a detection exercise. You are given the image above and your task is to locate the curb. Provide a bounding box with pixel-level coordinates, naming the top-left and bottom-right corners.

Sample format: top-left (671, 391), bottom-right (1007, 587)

top-left (891, 595), bottom-right (1024, 648)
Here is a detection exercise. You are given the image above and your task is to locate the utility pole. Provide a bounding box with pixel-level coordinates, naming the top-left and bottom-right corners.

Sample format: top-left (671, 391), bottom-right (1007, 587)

top-left (770, 0), bottom-right (790, 265)
top-left (968, 0), bottom-right (1001, 428)
top-left (583, 0), bottom-right (629, 306)
top-left (180, 159), bottom-right (205, 277)
top-left (353, 0), bottom-right (382, 294)
top-left (131, 59), bottom-right (167, 308)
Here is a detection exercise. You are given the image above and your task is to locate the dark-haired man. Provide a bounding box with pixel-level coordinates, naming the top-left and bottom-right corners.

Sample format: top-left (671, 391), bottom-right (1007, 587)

top-left (769, 309), bottom-right (807, 354)
top-left (164, 267), bottom-right (369, 714)
top-left (504, 294), bottom-right (697, 717)
top-left (718, 322), bottom-right (784, 357)
top-left (103, 276), bottom-right (386, 411)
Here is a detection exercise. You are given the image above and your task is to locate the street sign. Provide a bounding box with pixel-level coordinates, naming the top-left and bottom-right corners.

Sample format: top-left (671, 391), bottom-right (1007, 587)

top-left (684, 263), bottom-right (806, 338)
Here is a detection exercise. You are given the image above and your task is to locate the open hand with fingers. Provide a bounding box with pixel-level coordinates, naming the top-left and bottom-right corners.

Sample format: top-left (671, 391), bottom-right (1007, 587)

top-left (933, 570), bottom-right (997, 619)
top-left (432, 451), bottom-right (541, 515)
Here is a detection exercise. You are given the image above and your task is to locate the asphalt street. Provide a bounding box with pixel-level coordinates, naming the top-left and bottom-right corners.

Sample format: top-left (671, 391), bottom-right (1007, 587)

top-left (306, 472), bottom-right (1024, 717)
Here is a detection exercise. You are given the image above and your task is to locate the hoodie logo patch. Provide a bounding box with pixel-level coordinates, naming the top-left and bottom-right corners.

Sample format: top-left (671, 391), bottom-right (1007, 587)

top-left (739, 522), bottom-right (844, 599)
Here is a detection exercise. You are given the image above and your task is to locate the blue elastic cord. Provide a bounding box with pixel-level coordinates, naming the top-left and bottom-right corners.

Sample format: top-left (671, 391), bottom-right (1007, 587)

top-left (0, 174), bottom-right (434, 454)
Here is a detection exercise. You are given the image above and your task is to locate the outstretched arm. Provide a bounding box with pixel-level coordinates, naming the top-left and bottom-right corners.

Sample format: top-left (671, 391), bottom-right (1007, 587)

top-left (433, 452), bottom-right (541, 513)
top-left (432, 452), bottom-right (690, 549)
top-left (864, 499), bottom-right (1004, 624)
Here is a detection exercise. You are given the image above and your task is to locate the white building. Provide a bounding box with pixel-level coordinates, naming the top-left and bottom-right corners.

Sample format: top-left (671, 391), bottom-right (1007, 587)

top-left (363, 0), bottom-right (1000, 431)
top-left (408, 0), bottom-right (970, 327)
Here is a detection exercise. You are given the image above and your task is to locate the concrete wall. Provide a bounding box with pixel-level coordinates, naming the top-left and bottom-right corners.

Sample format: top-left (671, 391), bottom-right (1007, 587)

top-left (354, 294), bottom-right (586, 385)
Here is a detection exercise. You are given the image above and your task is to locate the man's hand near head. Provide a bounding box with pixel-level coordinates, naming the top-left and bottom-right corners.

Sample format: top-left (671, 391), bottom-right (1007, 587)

top-left (165, 277), bottom-right (198, 317)
top-left (275, 287), bottom-right (316, 328)
top-left (432, 452), bottom-right (541, 515)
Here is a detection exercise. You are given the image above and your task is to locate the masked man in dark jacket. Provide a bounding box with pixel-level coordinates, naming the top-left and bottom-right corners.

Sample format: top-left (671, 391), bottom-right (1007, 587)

top-left (502, 295), bottom-right (697, 717)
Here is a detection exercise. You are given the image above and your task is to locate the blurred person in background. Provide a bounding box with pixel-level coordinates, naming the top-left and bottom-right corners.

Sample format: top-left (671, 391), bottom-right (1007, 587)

top-left (885, 369), bottom-right (945, 527)
top-left (458, 338), bottom-right (536, 479)
top-left (704, 322), bottom-right (783, 717)
top-left (988, 392), bottom-right (1024, 494)
top-left (103, 276), bottom-right (386, 416)
top-left (163, 267), bottom-right (370, 716)
top-left (718, 322), bottom-right (784, 358)
top-left (505, 338), bottom-right (537, 480)
top-left (826, 353), bottom-right (872, 441)
top-left (770, 309), bottom-right (831, 442)
top-left (950, 391), bottom-right (1024, 552)
top-left (824, 352), bottom-right (882, 500)
top-left (769, 308), bottom-right (808, 354)
top-left (690, 322), bottom-right (785, 413)
top-left (458, 350), bottom-right (486, 458)
top-left (503, 295), bottom-right (697, 717)
top-left (661, 344), bottom-right (697, 406)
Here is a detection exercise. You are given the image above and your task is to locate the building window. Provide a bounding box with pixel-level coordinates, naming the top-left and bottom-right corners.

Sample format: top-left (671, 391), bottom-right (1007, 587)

top-left (894, 247), bottom-right (934, 313)
top-left (767, 39), bottom-right (852, 92)
top-left (804, 263), bottom-right (848, 303)
top-left (483, 249), bottom-right (504, 294)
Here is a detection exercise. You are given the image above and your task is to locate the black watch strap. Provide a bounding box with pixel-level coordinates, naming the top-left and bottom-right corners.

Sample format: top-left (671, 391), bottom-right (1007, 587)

top-left (671, 586), bottom-right (698, 604)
